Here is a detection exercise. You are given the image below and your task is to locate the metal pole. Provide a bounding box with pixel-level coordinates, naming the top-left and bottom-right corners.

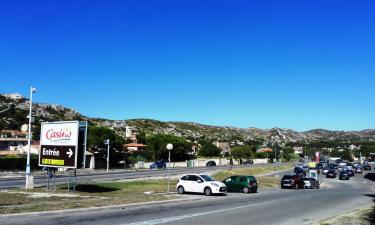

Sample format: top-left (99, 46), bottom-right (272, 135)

top-left (107, 143), bottom-right (110, 172)
top-left (168, 150), bottom-right (171, 193)
top-left (26, 87), bottom-right (34, 189)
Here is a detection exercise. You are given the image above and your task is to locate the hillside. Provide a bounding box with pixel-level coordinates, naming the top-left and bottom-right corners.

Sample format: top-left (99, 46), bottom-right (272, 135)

top-left (1, 93), bottom-right (375, 143)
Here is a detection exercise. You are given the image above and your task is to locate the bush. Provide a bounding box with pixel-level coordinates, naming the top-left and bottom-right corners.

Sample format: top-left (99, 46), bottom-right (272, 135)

top-left (0, 157), bottom-right (39, 170)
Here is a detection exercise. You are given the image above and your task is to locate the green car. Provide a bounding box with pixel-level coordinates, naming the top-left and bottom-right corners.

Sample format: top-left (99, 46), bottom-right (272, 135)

top-left (223, 175), bottom-right (258, 193)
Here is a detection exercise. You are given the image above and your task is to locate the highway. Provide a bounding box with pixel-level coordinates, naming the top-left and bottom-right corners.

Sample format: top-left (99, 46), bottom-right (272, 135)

top-left (2, 165), bottom-right (374, 225)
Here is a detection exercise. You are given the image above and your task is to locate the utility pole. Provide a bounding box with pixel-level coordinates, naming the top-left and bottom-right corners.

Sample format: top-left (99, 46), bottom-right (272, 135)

top-left (26, 87), bottom-right (36, 189)
top-left (104, 139), bottom-right (110, 172)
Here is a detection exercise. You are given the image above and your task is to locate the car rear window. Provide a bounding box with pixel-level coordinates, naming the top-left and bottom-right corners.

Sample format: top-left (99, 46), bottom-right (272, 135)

top-left (247, 176), bottom-right (256, 182)
top-left (283, 175), bottom-right (294, 179)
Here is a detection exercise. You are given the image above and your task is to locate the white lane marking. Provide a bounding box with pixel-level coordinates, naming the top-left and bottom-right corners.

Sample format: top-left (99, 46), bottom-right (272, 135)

top-left (122, 200), bottom-right (279, 225)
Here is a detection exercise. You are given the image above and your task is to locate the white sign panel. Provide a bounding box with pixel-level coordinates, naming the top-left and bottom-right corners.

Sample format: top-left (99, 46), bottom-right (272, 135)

top-left (41, 121), bottom-right (79, 146)
top-left (39, 121), bottom-right (80, 168)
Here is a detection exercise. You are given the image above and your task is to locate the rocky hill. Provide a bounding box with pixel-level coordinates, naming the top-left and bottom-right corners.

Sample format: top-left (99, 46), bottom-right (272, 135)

top-left (1, 93), bottom-right (374, 143)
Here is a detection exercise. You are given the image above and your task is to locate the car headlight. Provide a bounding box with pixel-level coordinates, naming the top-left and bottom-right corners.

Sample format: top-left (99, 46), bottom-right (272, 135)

top-left (212, 183), bottom-right (220, 187)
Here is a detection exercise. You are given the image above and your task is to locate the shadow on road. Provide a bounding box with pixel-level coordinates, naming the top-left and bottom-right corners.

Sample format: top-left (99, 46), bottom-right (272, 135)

top-left (62, 184), bottom-right (120, 193)
top-left (364, 173), bottom-right (375, 182)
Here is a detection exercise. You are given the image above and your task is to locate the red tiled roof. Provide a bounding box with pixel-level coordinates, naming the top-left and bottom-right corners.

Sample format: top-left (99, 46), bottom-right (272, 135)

top-left (124, 143), bottom-right (147, 148)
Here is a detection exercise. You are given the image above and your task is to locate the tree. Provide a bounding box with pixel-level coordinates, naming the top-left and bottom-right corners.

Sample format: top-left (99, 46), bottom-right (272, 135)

top-left (145, 134), bottom-right (193, 161)
top-left (87, 125), bottom-right (126, 167)
top-left (230, 146), bottom-right (253, 161)
top-left (198, 143), bottom-right (221, 157)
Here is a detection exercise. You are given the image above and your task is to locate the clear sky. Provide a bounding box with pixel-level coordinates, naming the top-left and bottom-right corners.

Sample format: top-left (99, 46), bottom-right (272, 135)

top-left (0, 0), bottom-right (374, 131)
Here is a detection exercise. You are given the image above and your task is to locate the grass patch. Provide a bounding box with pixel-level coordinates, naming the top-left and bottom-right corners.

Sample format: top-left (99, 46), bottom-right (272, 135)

top-left (212, 164), bottom-right (292, 181)
top-left (0, 179), bottom-right (180, 214)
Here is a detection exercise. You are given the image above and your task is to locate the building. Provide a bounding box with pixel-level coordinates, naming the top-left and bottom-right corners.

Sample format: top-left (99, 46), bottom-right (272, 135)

top-left (0, 129), bottom-right (29, 153)
top-left (214, 141), bottom-right (231, 155)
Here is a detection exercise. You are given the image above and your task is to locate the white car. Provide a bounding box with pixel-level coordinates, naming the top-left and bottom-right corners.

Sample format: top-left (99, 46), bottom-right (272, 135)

top-left (176, 174), bottom-right (227, 196)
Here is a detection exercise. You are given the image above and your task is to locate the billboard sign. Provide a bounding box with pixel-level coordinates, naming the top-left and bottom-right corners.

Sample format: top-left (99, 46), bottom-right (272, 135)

top-left (315, 152), bottom-right (320, 163)
top-left (39, 121), bottom-right (84, 169)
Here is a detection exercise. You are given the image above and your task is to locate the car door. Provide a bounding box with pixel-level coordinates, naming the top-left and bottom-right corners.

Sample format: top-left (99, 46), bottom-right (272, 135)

top-left (189, 175), bottom-right (205, 193)
top-left (224, 176), bottom-right (237, 191)
top-left (182, 175), bottom-right (196, 192)
top-left (238, 176), bottom-right (247, 190)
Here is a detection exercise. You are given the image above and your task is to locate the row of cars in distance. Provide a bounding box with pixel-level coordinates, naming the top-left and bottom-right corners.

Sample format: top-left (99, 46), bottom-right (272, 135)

top-left (176, 174), bottom-right (258, 196)
top-left (322, 159), bottom-right (372, 180)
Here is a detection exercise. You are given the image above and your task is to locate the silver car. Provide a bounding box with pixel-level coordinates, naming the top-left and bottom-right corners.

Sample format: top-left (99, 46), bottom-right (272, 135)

top-left (302, 178), bottom-right (320, 189)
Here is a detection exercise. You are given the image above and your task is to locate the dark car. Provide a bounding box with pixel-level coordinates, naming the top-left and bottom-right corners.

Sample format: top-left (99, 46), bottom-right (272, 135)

top-left (302, 177), bottom-right (320, 189)
top-left (326, 169), bottom-right (337, 178)
top-left (317, 163), bottom-right (323, 170)
top-left (242, 160), bottom-right (254, 165)
top-left (206, 161), bottom-right (217, 167)
top-left (339, 171), bottom-right (349, 180)
top-left (223, 175), bottom-right (258, 193)
top-left (346, 169), bottom-right (355, 177)
top-left (364, 164), bottom-right (371, 171)
top-left (150, 160), bottom-right (166, 169)
top-left (281, 174), bottom-right (304, 189)
top-left (294, 167), bottom-right (306, 177)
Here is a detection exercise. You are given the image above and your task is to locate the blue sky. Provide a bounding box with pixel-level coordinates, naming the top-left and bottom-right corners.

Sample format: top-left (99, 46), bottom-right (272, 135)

top-left (0, 0), bottom-right (374, 131)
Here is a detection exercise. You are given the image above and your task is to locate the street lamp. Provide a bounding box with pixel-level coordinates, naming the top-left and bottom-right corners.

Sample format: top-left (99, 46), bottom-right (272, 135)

top-left (104, 139), bottom-right (110, 172)
top-left (26, 86), bottom-right (36, 189)
top-left (166, 143), bottom-right (173, 193)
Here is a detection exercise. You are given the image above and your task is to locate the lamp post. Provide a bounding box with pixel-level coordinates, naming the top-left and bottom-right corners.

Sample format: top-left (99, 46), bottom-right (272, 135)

top-left (26, 87), bottom-right (36, 189)
top-left (104, 139), bottom-right (110, 172)
top-left (166, 143), bottom-right (173, 193)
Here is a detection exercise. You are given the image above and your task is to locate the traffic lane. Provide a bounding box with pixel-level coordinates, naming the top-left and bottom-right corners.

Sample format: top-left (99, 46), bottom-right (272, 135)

top-left (121, 183), bottom-right (373, 225)
top-left (0, 163), bottom-right (283, 189)
top-left (5, 177), bottom-right (373, 225)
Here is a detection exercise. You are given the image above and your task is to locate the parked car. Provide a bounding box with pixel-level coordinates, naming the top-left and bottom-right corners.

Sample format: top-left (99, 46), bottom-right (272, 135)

top-left (223, 175), bottom-right (258, 193)
top-left (206, 161), bottom-right (217, 167)
top-left (176, 174), bottom-right (227, 196)
top-left (326, 169), bottom-right (337, 178)
top-left (364, 164), bottom-right (371, 171)
top-left (317, 163), bottom-right (323, 170)
top-left (150, 160), bottom-right (166, 169)
top-left (339, 171), bottom-right (350, 180)
top-left (281, 174), bottom-right (304, 189)
top-left (302, 178), bottom-right (320, 189)
top-left (242, 160), bottom-right (254, 165)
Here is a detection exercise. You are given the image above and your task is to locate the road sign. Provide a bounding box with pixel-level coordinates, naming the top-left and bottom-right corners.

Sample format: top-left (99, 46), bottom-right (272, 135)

top-left (39, 121), bottom-right (86, 169)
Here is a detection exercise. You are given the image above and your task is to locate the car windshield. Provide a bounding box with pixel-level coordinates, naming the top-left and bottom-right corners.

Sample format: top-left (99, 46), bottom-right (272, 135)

top-left (200, 175), bottom-right (216, 181)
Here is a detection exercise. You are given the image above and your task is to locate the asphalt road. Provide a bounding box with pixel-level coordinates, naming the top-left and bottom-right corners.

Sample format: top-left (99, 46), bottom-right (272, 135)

top-left (0, 164), bottom-right (274, 189)
top-left (2, 164), bottom-right (374, 225)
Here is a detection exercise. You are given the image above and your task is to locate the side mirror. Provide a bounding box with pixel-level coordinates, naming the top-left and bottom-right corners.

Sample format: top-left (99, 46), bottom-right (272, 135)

top-left (197, 180), bottom-right (203, 183)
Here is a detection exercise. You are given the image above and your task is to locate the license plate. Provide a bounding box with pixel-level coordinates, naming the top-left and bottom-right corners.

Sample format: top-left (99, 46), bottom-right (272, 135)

top-left (283, 184), bottom-right (291, 186)
top-left (220, 187), bottom-right (227, 192)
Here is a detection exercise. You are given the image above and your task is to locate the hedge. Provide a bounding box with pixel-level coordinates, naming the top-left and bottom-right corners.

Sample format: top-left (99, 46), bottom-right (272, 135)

top-left (0, 157), bottom-right (39, 170)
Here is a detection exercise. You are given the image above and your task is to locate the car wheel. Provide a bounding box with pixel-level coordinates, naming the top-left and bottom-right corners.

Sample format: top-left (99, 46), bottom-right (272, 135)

top-left (204, 187), bottom-right (212, 196)
top-left (177, 186), bottom-right (185, 194)
top-left (243, 186), bottom-right (249, 194)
